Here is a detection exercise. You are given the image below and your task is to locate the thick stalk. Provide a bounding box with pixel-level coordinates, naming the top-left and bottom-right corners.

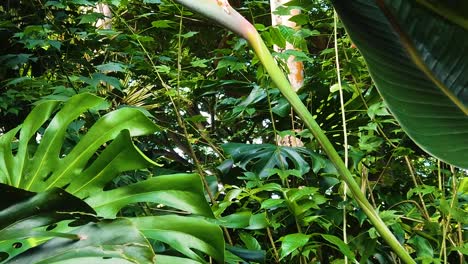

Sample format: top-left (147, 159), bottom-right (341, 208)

top-left (172, 1), bottom-right (415, 263)
top-left (245, 25), bottom-right (415, 264)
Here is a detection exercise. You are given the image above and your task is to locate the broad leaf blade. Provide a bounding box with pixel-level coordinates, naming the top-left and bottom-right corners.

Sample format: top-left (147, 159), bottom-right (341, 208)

top-left (0, 127), bottom-right (21, 185)
top-left (222, 143), bottom-right (314, 178)
top-left (155, 255), bottom-right (202, 264)
top-left (0, 183), bottom-right (96, 234)
top-left (0, 184), bottom-right (97, 261)
top-left (225, 245), bottom-right (266, 264)
top-left (279, 233), bottom-right (310, 260)
top-left (332, 0), bottom-right (468, 168)
top-left (21, 93), bottom-right (104, 190)
top-left (321, 234), bottom-right (356, 261)
top-left (214, 211), bottom-right (268, 230)
top-left (43, 107), bottom-right (159, 190)
top-left (7, 219), bottom-right (156, 264)
top-left (65, 130), bottom-right (156, 199)
top-left (3, 100), bottom-right (60, 187)
top-left (131, 215), bottom-right (224, 263)
top-left (0, 93), bottom-right (161, 191)
top-left (85, 173), bottom-right (214, 218)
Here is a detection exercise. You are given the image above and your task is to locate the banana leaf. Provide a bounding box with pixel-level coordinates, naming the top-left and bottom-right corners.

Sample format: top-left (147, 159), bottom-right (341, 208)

top-left (331, 0), bottom-right (468, 168)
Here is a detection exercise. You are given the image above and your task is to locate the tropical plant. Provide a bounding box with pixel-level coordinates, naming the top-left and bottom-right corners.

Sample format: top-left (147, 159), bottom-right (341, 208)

top-left (331, 0), bottom-right (468, 169)
top-left (172, 0), bottom-right (467, 263)
top-left (1, 0), bottom-right (466, 263)
top-left (0, 93), bottom-right (224, 263)
top-left (0, 184), bottom-right (155, 263)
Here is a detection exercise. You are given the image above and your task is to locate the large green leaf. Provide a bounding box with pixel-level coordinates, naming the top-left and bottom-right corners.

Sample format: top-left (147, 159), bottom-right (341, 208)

top-left (6, 219), bottom-right (155, 264)
top-left (85, 173), bottom-right (214, 218)
top-left (0, 184), bottom-right (155, 263)
top-left (213, 211), bottom-right (268, 230)
top-left (0, 93), bottom-right (160, 191)
top-left (279, 233), bottom-right (310, 260)
top-left (222, 143), bottom-right (324, 178)
top-left (0, 93), bottom-right (224, 262)
top-left (331, 0), bottom-right (468, 169)
top-left (0, 183), bottom-right (96, 262)
top-left (131, 215), bottom-right (224, 264)
top-left (155, 255), bottom-right (202, 264)
top-left (64, 130), bottom-right (158, 199)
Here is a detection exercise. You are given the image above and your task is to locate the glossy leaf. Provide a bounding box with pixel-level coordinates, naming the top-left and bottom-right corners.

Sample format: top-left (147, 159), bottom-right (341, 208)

top-left (65, 130), bottom-right (157, 199)
top-left (7, 219), bottom-right (156, 264)
top-left (0, 184), bottom-right (154, 263)
top-left (155, 255), bottom-right (202, 264)
top-left (225, 245), bottom-right (266, 264)
top-left (222, 143), bottom-right (315, 178)
top-left (0, 93), bottom-right (160, 191)
top-left (0, 184), bottom-right (95, 235)
top-left (332, 0), bottom-right (468, 168)
top-left (279, 233), bottom-right (310, 260)
top-left (321, 234), bottom-right (356, 261)
top-left (0, 184), bottom-right (96, 262)
top-left (214, 211), bottom-right (268, 230)
top-left (85, 173), bottom-right (214, 218)
top-left (131, 215), bottom-right (224, 263)
top-left (407, 235), bottom-right (433, 260)
top-left (0, 93), bottom-right (224, 262)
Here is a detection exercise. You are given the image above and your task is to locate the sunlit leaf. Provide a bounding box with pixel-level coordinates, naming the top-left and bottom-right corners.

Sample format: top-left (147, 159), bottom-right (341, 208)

top-left (8, 219), bottom-right (156, 264)
top-left (321, 234), bottom-right (356, 261)
top-left (279, 233), bottom-right (310, 260)
top-left (131, 215), bottom-right (224, 263)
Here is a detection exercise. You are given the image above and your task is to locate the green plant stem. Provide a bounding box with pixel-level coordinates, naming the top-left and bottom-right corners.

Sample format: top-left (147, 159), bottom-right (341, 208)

top-left (173, 7), bottom-right (234, 246)
top-left (117, 7), bottom-right (234, 246)
top-left (266, 226), bottom-right (280, 263)
top-left (404, 156), bottom-right (430, 220)
top-left (446, 166), bottom-right (463, 263)
top-left (334, 12), bottom-right (349, 264)
top-left (243, 19), bottom-right (416, 264)
top-left (171, 1), bottom-right (414, 262)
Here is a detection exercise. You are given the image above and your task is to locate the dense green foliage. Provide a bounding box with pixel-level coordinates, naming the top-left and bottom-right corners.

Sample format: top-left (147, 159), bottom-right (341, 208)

top-left (0, 93), bottom-right (223, 263)
top-left (0, 0), bottom-right (466, 263)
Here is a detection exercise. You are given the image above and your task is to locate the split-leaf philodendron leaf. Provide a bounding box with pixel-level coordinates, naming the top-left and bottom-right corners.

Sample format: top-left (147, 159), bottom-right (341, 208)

top-left (7, 219), bottom-right (156, 264)
top-left (0, 93), bottom-right (160, 191)
top-left (0, 93), bottom-right (224, 263)
top-left (0, 184), bottom-right (156, 263)
top-left (332, 0), bottom-right (468, 169)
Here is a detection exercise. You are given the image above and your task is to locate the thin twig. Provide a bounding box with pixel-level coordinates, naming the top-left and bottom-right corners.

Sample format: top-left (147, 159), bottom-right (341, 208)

top-left (404, 156), bottom-right (430, 220)
top-left (334, 11), bottom-right (349, 264)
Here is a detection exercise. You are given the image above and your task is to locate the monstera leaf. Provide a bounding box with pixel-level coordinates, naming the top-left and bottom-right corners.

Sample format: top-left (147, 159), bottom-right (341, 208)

top-left (85, 173), bottom-right (214, 218)
top-left (0, 184), bottom-right (155, 263)
top-left (0, 94), bottom-right (212, 216)
top-left (7, 219), bottom-right (155, 264)
top-left (131, 215), bottom-right (225, 264)
top-left (331, 0), bottom-right (468, 169)
top-left (0, 93), bottom-right (224, 263)
top-left (222, 143), bottom-right (325, 178)
top-left (0, 93), bottom-right (159, 191)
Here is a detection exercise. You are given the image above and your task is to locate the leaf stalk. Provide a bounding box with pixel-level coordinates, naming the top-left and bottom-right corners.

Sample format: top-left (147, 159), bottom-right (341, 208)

top-left (172, 1), bottom-right (415, 263)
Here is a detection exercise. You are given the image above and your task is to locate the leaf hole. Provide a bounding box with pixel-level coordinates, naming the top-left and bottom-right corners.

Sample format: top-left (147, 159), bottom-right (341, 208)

top-left (0, 252), bottom-right (9, 261)
top-left (46, 223), bottom-right (57, 231)
top-left (12, 242), bottom-right (22, 249)
top-left (59, 119), bottom-right (86, 158)
top-left (43, 171), bottom-right (53, 181)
